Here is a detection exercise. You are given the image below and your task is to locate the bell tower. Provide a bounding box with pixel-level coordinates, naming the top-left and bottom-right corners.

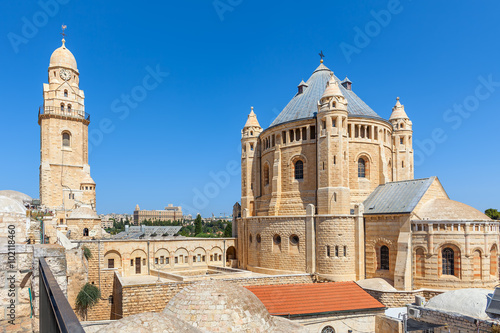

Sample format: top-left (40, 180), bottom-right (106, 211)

top-left (39, 35), bottom-right (96, 217)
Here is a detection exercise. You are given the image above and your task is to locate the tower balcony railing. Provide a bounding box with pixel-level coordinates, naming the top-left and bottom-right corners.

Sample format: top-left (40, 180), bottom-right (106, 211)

top-left (39, 106), bottom-right (90, 121)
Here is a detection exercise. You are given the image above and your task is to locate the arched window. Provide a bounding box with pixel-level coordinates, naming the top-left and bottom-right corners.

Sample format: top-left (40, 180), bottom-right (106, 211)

top-left (415, 248), bottom-right (425, 277)
top-left (358, 158), bottom-right (366, 178)
top-left (64, 89), bottom-right (68, 97)
top-left (321, 326), bottom-right (335, 333)
top-left (294, 160), bottom-right (304, 180)
top-left (264, 164), bottom-right (270, 186)
top-left (490, 245), bottom-right (498, 277)
top-left (473, 250), bottom-right (482, 280)
top-left (67, 104), bottom-right (72, 112)
top-left (273, 234), bottom-right (281, 245)
top-left (442, 247), bottom-right (454, 275)
top-left (380, 246), bottom-right (389, 270)
top-left (62, 132), bottom-right (71, 147)
top-left (83, 228), bottom-right (89, 237)
top-left (60, 103), bottom-right (65, 112)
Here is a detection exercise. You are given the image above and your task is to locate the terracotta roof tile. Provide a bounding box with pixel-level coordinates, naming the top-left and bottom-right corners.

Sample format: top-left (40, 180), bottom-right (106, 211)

top-left (244, 282), bottom-right (385, 316)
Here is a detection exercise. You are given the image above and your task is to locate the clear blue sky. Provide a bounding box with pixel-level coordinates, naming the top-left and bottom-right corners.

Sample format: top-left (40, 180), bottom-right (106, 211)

top-left (1, 0), bottom-right (499, 216)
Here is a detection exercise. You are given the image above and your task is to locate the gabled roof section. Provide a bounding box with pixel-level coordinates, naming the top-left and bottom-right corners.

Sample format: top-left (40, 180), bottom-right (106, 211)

top-left (269, 63), bottom-right (383, 127)
top-left (363, 177), bottom-right (436, 215)
top-left (245, 282), bottom-right (384, 317)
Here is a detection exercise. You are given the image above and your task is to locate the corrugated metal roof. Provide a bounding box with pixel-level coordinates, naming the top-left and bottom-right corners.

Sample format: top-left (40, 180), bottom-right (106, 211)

top-left (269, 63), bottom-right (383, 127)
top-left (245, 282), bottom-right (385, 316)
top-left (363, 177), bottom-right (436, 215)
top-left (113, 226), bottom-right (182, 239)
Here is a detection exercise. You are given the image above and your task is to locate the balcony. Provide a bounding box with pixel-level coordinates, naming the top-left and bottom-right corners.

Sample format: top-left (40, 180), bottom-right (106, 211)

top-left (39, 258), bottom-right (85, 333)
top-left (39, 106), bottom-right (90, 122)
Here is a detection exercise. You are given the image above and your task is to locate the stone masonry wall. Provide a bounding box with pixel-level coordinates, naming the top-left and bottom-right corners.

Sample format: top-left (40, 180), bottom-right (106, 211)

top-left (363, 288), bottom-right (443, 308)
top-left (408, 305), bottom-right (497, 333)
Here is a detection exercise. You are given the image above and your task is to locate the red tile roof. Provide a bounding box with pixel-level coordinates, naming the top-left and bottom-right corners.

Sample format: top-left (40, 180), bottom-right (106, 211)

top-left (245, 282), bottom-right (385, 316)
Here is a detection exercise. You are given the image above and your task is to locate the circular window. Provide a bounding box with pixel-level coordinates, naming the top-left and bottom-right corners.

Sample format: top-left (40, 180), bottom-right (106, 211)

top-left (321, 326), bottom-right (335, 333)
top-left (249, 234), bottom-right (253, 243)
top-left (256, 234), bottom-right (261, 243)
top-left (290, 235), bottom-right (299, 245)
top-left (273, 234), bottom-right (281, 245)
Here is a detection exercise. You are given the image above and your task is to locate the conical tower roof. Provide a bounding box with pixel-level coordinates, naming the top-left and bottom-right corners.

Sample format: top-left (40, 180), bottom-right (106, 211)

top-left (270, 62), bottom-right (382, 127)
top-left (321, 74), bottom-right (343, 100)
top-left (244, 107), bottom-right (261, 128)
top-left (389, 97), bottom-right (409, 120)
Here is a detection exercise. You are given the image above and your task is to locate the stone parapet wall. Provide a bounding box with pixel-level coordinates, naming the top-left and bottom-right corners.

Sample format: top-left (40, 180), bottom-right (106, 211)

top-left (362, 288), bottom-right (443, 308)
top-left (119, 274), bottom-right (314, 317)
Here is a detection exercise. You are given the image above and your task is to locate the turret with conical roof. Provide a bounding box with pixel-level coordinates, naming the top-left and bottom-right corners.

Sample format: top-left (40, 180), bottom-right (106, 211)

top-left (241, 107), bottom-right (262, 217)
top-left (390, 97), bottom-right (413, 181)
top-left (316, 72), bottom-right (350, 215)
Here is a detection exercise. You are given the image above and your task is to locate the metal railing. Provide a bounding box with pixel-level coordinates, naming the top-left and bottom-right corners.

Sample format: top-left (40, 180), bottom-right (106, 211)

top-left (39, 106), bottom-right (90, 121)
top-left (39, 258), bottom-right (85, 333)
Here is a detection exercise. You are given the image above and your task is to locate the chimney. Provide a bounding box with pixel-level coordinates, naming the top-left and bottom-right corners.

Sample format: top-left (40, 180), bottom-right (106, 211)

top-left (125, 224), bottom-right (129, 233)
top-left (140, 225), bottom-right (145, 233)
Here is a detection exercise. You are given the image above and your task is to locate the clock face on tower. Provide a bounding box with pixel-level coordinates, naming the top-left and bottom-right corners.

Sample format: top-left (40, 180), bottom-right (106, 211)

top-left (59, 69), bottom-right (71, 81)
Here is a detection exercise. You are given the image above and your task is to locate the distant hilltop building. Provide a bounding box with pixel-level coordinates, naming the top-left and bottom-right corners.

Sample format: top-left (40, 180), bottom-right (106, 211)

top-left (133, 204), bottom-right (183, 225)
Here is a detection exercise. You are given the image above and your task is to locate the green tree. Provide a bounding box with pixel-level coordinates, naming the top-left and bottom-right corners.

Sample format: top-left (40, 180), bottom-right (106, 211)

top-left (485, 209), bottom-right (500, 220)
top-left (75, 283), bottom-right (101, 320)
top-left (223, 222), bottom-right (232, 237)
top-left (194, 214), bottom-right (203, 235)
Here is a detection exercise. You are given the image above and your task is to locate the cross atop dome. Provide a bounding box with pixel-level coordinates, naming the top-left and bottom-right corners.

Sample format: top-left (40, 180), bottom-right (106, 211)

top-left (319, 50), bottom-right (325, 63)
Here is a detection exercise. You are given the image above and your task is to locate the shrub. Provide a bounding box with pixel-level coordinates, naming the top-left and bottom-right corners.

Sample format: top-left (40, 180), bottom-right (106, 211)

top-left (82, 246), bottom-right (92, 260)
top-left (75, 283), bottom-right (101, 320)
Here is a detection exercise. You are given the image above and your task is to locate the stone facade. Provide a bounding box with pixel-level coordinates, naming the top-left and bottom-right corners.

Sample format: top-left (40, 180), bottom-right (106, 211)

top-left (237, 61), bottom-right (498, 292)
top-left (365, 178), bottom-right (499, 290)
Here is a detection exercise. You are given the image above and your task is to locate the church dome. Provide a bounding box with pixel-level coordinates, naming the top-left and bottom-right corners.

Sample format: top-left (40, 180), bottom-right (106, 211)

top-left (425, 288), bottom-right (493, 319)
top-left (0, 196), bottom-right (26, 214)
top-left (49, 39), bottom-right (78, 70)
top-left (0, 190), bottom-right (31, 204)
top-left (418, 198), bottom-right (490, 221)
top-left (270, 62), bottom-right (382, 127)
top-left (163, 280), bottom-right (307, 332)
top-left (96, 311), bottom-right (201, 333)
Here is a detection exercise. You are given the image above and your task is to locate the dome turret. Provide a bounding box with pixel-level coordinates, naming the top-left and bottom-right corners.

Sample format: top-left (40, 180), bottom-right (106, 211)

top-left (389, 97), bottom-right (409, 120)
top-left (49, 38), bottom-right (78, 71)
top-left (243, 106), bottom-right (261, 129)
top-left (319, 74), bottom-right (347, 112)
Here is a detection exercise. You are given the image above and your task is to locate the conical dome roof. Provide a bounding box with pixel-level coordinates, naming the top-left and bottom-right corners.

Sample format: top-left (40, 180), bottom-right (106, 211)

top-left (270, 62), bottom-right (382, 127)
top-left (49, 39), bottom-right (78, 70)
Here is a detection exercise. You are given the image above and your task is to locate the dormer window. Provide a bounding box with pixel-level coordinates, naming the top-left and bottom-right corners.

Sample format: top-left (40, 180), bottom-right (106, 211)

top-left (297, 80), bottom-right (308, 95)
top-left (64, 90), bottom-right (68, 97)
